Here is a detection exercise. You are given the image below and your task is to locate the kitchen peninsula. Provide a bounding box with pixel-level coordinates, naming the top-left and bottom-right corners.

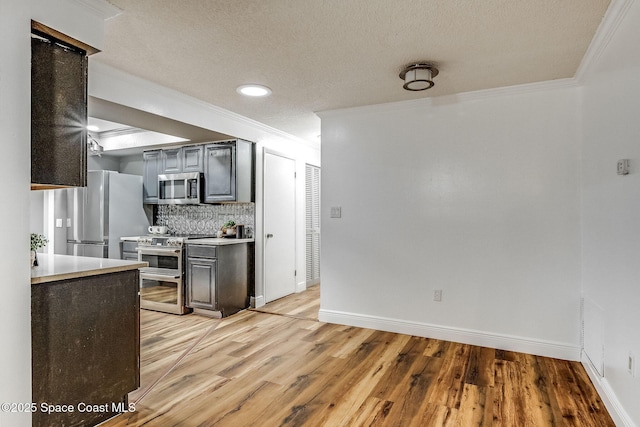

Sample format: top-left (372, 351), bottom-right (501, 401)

top-left (31, 254), bottom-right (146, 427)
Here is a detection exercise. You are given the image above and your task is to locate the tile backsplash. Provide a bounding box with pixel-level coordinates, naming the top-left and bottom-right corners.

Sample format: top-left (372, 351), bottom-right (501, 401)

top-left (156, 203), bottom-right (254, 237)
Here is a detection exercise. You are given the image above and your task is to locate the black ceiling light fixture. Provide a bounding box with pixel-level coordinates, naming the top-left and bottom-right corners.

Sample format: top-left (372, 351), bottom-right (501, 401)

top-left (399, 63), bottom-right (439, 91)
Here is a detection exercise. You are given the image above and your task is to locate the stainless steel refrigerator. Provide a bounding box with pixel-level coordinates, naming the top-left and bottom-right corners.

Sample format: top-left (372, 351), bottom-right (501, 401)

top-left (66, 170), bottom-right (150, 258)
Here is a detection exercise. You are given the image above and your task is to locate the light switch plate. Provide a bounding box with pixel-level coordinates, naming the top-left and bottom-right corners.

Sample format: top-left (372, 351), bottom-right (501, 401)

top-left (330, 206), bottom-right (342, 218)
top-left (55, 218), bottom-right (63, 228)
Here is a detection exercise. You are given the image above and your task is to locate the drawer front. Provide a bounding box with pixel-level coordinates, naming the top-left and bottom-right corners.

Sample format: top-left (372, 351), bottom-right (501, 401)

top-left (187, 245), bottom-right (217, 259)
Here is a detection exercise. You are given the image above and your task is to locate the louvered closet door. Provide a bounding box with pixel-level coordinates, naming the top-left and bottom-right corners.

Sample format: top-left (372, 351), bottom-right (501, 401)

top-left (305, 164), bottom-right (321, 286)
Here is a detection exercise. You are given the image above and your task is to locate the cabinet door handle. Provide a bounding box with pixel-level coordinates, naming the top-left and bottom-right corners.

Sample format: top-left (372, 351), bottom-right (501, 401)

top-left (266, 234), bottom-right (274, 238)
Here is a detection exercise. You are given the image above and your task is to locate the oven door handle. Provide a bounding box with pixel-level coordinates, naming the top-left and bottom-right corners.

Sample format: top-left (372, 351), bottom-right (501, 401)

top-left (136, 247), bottom-right (181, 256)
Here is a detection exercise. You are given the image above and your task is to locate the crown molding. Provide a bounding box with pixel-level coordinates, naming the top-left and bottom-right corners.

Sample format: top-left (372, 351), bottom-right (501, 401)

top-left (320, 0), bottom-right (634, 122)
top-left (318, 78), bottom-right (579, 120)
top-left (185, 96), bottom-right (320, 150)
top-left (73, 0), bottom-right (122, 20)
top-left (575, 0), bottom-right (635, 83)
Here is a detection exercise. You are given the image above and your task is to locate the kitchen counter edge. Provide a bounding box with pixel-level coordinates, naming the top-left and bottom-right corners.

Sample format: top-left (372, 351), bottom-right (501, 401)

top-left (31, 254), bottom-right (147, 285)
top-left (185, 238), bottom-right (254, 245)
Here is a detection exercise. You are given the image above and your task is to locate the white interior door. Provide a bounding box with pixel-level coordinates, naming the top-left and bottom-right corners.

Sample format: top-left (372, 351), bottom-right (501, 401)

top-left (264, 151), bottom-right (296, 303)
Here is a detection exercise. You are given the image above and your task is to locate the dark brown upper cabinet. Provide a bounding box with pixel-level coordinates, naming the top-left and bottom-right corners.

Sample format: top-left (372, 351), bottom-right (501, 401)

top-left (203, 140), bottom-right (254, 203)
top-left (30, 21), bottom-right (98, 190)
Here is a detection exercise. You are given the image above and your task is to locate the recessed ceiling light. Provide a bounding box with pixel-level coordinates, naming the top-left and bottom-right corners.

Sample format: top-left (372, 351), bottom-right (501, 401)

top-left (87, 125), bottom-right (100, 132)
top-left (237, 84), bottom-right (272, 97)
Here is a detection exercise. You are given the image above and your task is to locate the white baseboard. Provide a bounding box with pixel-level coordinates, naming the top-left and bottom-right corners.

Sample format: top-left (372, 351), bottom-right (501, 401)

top-left (250, 295), bottom-right (265, 308)
top-left (581, 351), bottom-right (636, 427)
top-left (318, 309), bottom-right (581, 361)
top-left (296, 281), bottom-right (307, 293)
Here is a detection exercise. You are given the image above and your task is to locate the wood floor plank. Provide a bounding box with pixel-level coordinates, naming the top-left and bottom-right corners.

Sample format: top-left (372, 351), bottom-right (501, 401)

top-left (493, 359), bottom-right (528, 426)
top-left (130, 309), bottom-right (219, 402)
top-left (345, 397), bottom-right (394, 427)
top-left (423, 338), bottom-right (450, 358)
top-left (521, 353), bottom-right (563, 426)
top-left (101, 285), bottom-right (615, 427)
top-left (252, 284), bottom-right (320, 320)
top-left (412, 402), bottom-right (460, 427)
top-left (257, 323), bottom-right (350, 389)
top-left (369, 336), bottom-right (429, 401)
top-left (263, 330), bottom-right (402, 426)
top-left (456, 383), bottom-right (492, 427)
top-left (379, 351), bottom-right (445, 426)
top-left (424, 341), bottom-right (471, 409)
top-left (330, 326), bottom-right (378, 359)
top-left (464, 346), bottom-right (496, 387)
top-left (319, 333), bottom-right (412, 426)
top-left (206, 380), bottom-right (286, 427)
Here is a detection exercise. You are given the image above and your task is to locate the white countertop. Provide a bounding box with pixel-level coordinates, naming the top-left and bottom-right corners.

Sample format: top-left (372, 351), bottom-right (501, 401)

top-left (31, 254), bottom-right (147, 285)
top-left (186, 238), bottom-right (254, 245)
top-left (120, 236), bottom-right (254, 245)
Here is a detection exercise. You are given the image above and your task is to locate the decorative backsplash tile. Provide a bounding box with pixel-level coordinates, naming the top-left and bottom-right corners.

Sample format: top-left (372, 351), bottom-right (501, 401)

top-left (156, 203), bottom-right (254, 237)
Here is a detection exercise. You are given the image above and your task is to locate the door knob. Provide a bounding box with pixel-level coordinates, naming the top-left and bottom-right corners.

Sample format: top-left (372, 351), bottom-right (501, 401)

top-left (266, 233), bottom-right (274, 238)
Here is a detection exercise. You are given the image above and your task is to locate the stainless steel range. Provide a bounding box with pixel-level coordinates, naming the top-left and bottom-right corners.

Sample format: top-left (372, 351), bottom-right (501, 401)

top-left (137, 234), bottom-right (213, 315)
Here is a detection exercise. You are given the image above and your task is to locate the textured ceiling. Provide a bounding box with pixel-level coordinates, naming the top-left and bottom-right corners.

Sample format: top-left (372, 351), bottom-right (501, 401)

top-left (94, 0), bottom-right (611, 143)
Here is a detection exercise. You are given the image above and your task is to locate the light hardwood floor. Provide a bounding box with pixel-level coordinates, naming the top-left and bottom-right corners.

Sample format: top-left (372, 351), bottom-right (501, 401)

top-left (103, 286), bottom-right (614, 426)
top-left (252, 284), bottom-right (320, 320)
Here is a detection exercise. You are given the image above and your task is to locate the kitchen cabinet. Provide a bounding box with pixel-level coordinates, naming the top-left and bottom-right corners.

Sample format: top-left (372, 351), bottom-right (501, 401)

top-left (187, 250), bottom-right (217, 311)
top-left (186, 242), bottom-right (250, 317)
top-left (162, 147), bottom-right (182, 173)
top-left (143, 150), bottom-right (162, 203)
top-left (182, 145), bottom-right (204, 172)
top-left (144, 139), bottom-right (253, 204)
top-left (144, 145), bottom-right (204, 203)
top-left (162, 145), bottom-right (204, 174)
top-left (203, 139), bottom-right (254, 203)
top-left (31, 23), bottom-right (97, 190)
top-left (31, 260), bottom-right (141, 427)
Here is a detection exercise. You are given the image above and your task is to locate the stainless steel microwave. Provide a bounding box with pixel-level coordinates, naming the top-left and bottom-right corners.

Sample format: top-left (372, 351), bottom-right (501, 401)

top-left (158, 172), bottom-right (203, 204)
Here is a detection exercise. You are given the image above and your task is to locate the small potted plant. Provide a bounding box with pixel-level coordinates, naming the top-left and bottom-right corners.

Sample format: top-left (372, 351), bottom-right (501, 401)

top-left (30, 233), bottom-right (48, 267)
top-left (222, 220), bottom-right (236, 236)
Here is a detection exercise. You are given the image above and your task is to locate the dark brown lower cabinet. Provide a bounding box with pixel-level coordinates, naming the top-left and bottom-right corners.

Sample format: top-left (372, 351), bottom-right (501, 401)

top-left (31, 270), bottom-right (140, 427)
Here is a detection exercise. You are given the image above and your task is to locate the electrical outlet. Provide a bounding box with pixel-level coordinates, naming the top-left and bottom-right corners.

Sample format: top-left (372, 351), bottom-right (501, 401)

top-left (628, 352), bottom-right (635, 376)
top-left (617, 159), bottom-right (630, 175)
top-left (433, 290), bottom-right (442, 302)
top-left (330, 206), bottom-right (342, 218)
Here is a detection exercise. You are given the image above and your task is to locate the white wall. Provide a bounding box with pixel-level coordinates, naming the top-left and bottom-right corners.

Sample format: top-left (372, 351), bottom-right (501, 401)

top-left (581, 0), bottom-right (640, 424)
top-left (1, 1), bottom-right (114, 426)
top-left (0, 1), bottom-right (32, 425)
top-left (86, 153), bottom-right (144, 176)
top-left (319, 86), bottom-right (583, 359)
top-left (118, 154), bottom-right (144, 176)
top-left (88, 153), bottom-right (121, 171)
top-left (88, 62), bottom-right (321, 303)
